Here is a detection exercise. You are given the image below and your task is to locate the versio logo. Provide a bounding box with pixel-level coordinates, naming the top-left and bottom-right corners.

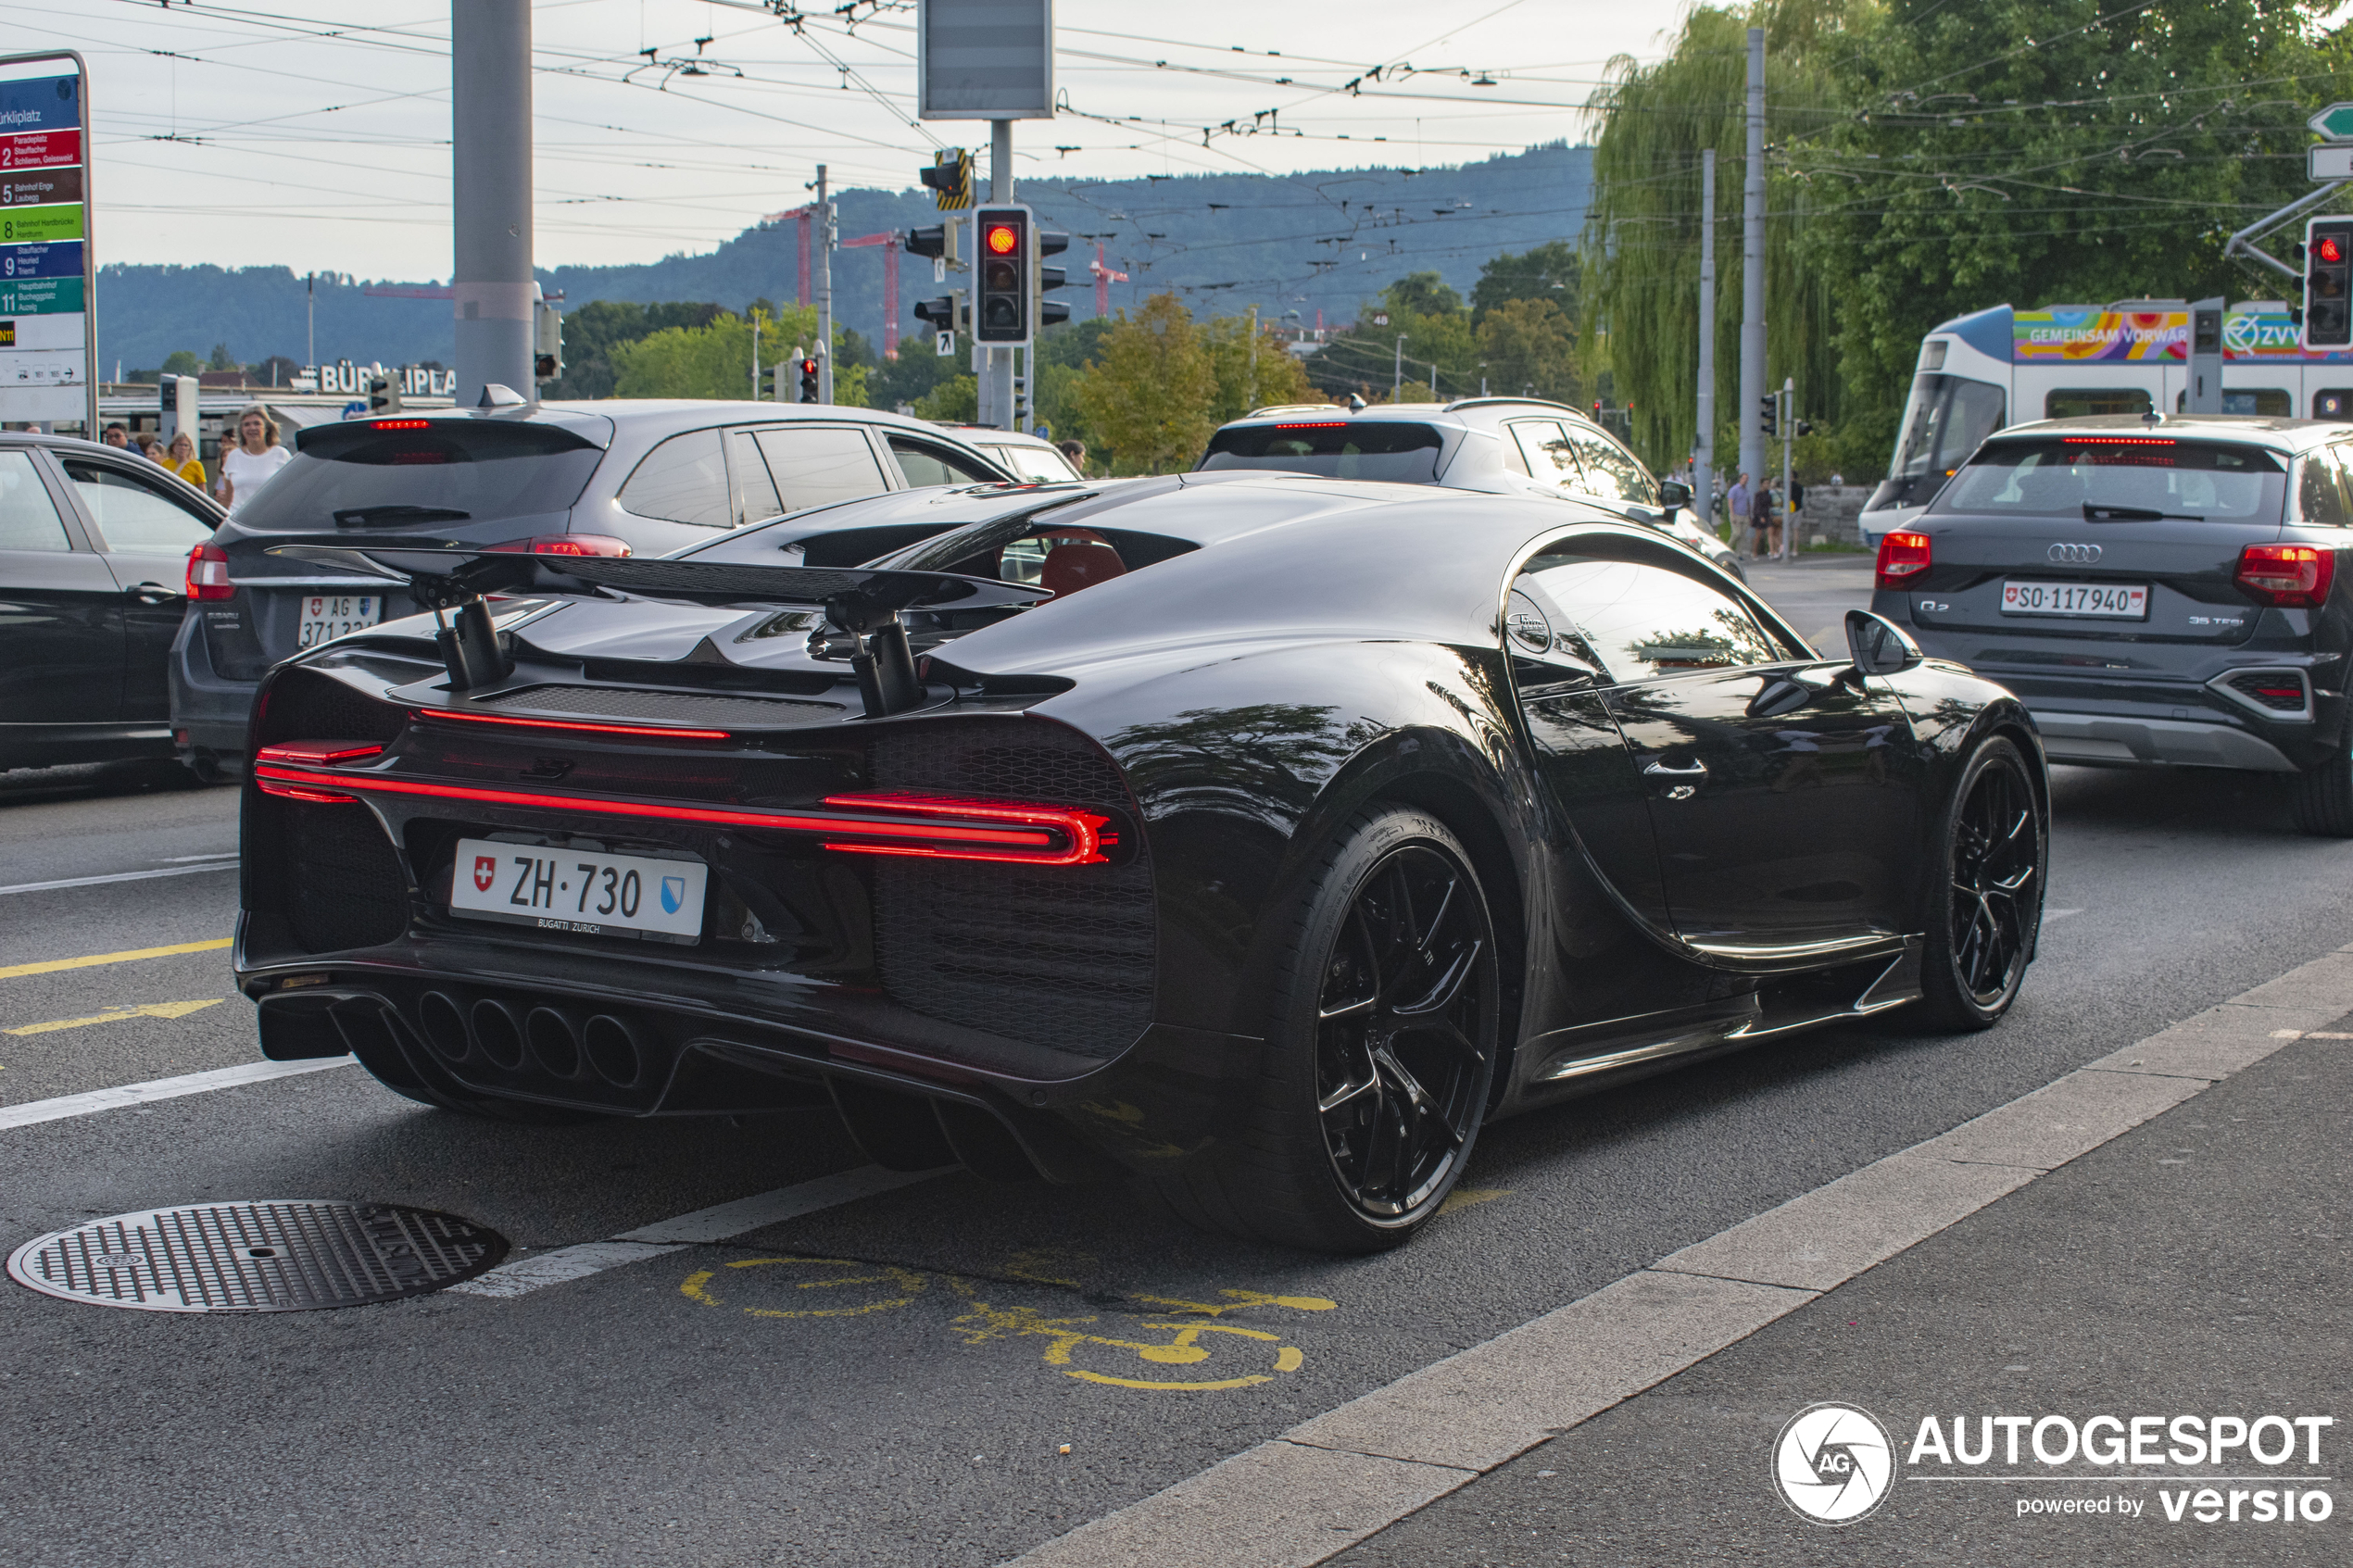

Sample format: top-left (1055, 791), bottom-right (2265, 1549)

top-left (1775, 1403), bottom-right (1896, 1524)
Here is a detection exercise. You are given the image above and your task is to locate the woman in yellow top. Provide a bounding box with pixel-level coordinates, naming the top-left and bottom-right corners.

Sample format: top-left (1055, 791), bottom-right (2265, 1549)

top-left (165, 430), bottom-right (207, 488)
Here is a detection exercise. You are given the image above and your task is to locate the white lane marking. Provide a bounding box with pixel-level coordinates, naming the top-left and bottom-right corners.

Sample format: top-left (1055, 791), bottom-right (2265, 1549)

top-left (0, 863), bottom-right (240, 897)
top-left (157, 853), bottom-right (239, 864)
top-left (450, 1163), bottom-right (954, 1299)
top-left (2045, 907), bottom-right (2085, 922)
top-left (0, 1057), bottom-right (351, 1131)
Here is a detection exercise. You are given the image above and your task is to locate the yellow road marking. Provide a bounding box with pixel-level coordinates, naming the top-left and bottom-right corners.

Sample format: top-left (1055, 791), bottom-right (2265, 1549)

top-left (5, 999), bottom-right (224, 1036)
top-left (0, 938), bottom-right (232, 981)
top-left (1438, 1186), bottom-right (1512, 1215)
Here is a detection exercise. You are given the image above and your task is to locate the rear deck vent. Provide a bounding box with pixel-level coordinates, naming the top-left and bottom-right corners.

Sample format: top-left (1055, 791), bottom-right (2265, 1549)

top-left (481, 684), bottom-right (842, 726)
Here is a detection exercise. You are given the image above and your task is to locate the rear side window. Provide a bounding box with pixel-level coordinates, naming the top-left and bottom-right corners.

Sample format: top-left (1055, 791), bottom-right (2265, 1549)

top-left (755, 426), bottom-right (891, 511)
top-left (61, 460), bottom-right (215, 552)
top-left (888, 438), bottom-right (996, 489)
top-left (0, 450), bottom-right (69, 551)
top-left (1520, 549), bottom-right (1783, 684)
top-left (1198, 421), bottom-right (1443, 483)
top-left (729, 430), bottom-right (785, 524)
top-left (2299, 451), bottom-right (2350, 527)
top-left (1509, 420), bottom-right (1579, 487)
top-left (619, 429), bottom-right (732, 528)
top-left (1562, 426), bottom-right (1655, 504)
top-left (1933, 439), bottom-right (2286, 522)
top-left (242, 420), bottom-right (603, 533)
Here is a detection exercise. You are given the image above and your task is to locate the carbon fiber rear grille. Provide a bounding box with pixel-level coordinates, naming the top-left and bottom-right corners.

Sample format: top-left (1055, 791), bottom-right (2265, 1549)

top-left (482, 684), bottom-right (842, 725)
top-left (2226, 671), bottom-right (2308, 712)
top-left (287, 804), bottom-right (409, 952)
top-left (869, 724), bottom-right (1154, 1059)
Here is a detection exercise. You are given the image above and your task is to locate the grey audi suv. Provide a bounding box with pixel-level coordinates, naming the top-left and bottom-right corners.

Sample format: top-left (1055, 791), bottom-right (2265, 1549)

top-left (170, 400), bottom-right (1013, 777)
top-left (1869, 412), bottom-right (2353, 834)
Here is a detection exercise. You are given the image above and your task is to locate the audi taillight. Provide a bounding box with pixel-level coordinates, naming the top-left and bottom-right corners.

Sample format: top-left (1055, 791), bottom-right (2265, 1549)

top-left (1876, 531), bottom-right (1931, 589)
top-left (483, 534), bottom-right (632, 558)
top-left (2236, 543), bottom-right (2335, 608)
top-left (186, 542), bottom-right (233, 601)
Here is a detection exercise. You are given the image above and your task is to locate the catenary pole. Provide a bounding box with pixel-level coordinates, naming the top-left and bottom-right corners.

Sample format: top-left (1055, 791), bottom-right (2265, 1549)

top-left (815, 164), bottom-right (835, 404)
top-left (1736, 27), bottom-right (1766, 521)
top-left (451, 0), bottom-right (535, 407)
top-left (1695, 148), bottom-right (1717, 536)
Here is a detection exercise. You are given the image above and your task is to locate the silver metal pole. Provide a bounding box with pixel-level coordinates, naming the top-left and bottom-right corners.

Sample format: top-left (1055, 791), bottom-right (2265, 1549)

top-left (815, 164), bottom-right (835, 404)
top-left (989, 118), bottom-right (1014, 429)
top-left (1394, 334), bottom-right (1405, 397)
top-left (1695, 147), bottom-right (1717, 536)
top-left (306, 272), bottom-right (315, 369)
top-left (451, 0), bottom-right (535, 407)
top-left (1780, 379), bottom-right (1794, 561)
top-left (1736, 27), bottom-right (1766, 506)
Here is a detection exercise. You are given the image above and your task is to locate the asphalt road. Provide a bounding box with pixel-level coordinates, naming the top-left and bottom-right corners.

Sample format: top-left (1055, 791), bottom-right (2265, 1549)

top-left (5, 558), bottom-right (2349, 1567)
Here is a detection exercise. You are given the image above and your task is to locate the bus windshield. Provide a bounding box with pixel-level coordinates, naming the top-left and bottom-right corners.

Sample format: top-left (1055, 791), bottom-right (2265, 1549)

top-left (1930, 438), bottom-right (2286, 522)
top-left (1878, 373), bottom-right (2007, 510)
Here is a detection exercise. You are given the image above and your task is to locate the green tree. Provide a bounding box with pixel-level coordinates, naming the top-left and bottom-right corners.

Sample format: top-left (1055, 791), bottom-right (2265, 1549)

top-left (208, 343), bottom-right (237, 371)
top-left (544, 300), bottom-right (724, 399)
top-left (1471, 241), bottom-right (1580, 323)
top-left (1476, 297), bottom-right (1580, 403)
top-left (610, 305), bottom-right (867, 405)
top-left (160, 349), bottom-right (202, 377)
top-left (1203, 310), bottom-right (1319, 422)
top-left (1310, 272), bottom-right (1479, 400)
top-left (1072, 293), bottom-right (1217, 474)
top-left (912, 374), bottom-right (977, 421)
top-left (1802, 0), bottom-right (2340, 469)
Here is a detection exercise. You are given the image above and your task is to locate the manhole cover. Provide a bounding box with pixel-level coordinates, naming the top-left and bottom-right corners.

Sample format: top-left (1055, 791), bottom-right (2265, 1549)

top-left (6, 1201), bottom-right (509, 1313)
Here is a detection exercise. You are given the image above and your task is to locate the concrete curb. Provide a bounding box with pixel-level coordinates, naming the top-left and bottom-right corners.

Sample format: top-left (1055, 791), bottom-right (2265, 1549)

top-left (1001, 949), bottom-right (2353, 1567)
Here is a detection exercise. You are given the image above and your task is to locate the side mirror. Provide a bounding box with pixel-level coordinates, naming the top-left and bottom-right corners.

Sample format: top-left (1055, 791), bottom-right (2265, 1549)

top-left (1655, 479), bottom-right (1692, 522)
top-left (1845, 608), bottom-right (1922, 678)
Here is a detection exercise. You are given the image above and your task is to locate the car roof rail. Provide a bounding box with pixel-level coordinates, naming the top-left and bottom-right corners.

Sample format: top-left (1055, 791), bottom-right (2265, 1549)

top-left (1243, 403), bottom-right (1352, 419)
top-left (1443, 396), bottom-right (1579, 415)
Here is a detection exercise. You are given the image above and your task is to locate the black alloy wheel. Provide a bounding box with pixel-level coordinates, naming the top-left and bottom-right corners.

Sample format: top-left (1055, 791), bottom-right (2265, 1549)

top-left (1919, 736), bottom-right (2043, 1030)
top-left (1143, 808), bottom-right (1499, 1253)
top-left (1313, 845), bottom-right (1493, 1220)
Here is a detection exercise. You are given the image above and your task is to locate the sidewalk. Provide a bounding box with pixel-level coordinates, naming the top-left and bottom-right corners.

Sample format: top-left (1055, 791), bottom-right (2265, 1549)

top-left (1328, 1011), bottom-right (2353, 1564)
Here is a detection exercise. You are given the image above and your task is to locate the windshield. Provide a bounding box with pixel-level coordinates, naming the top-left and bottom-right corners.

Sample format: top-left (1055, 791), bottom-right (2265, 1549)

top-left (236, 420), bottom-right (604, 533)
top-left (1197, 420), bottom-right (1443, 483)
top-left (1876, 373), bottom-right (2006, 511)
top-left (983, 442), bottom-right (1081, 483)
top-left (1931, 438), bottom-right (2286, 522)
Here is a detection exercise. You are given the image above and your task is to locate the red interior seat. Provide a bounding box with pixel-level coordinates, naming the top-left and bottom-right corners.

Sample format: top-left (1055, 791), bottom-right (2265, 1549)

top-left (1041, 541), bottom-right (1126, 596)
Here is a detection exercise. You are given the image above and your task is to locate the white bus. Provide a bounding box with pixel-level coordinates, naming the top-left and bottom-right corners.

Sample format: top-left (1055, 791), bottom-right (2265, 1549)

top-left (1858, 298), bottom-right (2353, 544)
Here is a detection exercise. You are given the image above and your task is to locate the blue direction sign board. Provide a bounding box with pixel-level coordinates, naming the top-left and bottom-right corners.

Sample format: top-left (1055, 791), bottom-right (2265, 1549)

top-left (0, 74), bottom-right (81, 136)
top-left (2, 239), bottom-right (79, 280)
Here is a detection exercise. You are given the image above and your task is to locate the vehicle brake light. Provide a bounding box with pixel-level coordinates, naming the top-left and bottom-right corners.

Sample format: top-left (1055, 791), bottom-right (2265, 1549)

top-left (256, 741), bottom-right (384, 766)
top-left (186, 542), bottom-right (233, 601)
top-left (371, 419), bottom-right (430, 431)
top-left (2236, 543), bottom-right (2335, 607)
top-left (1275, 421), bottom-right (1348, 429)
top-left (482, 534), bottom-right (633, 558)
top-left (1876, 531), bottom-right (1931, 589)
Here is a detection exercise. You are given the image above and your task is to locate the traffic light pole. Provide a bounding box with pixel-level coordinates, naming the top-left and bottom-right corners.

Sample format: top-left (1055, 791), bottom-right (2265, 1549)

top-left (987, 119), bottom-right (1015, 430)
top-left (1736, 26), bottom-right (1766, 544)
top-left (1694, 148), bottom-right (1717, 537)
top-left (1779, 380), bottom-right (1794, 562)
top-left (815, 164), bottom-right (835, 404)
top-left (451, 0), bottom-right (535, 408)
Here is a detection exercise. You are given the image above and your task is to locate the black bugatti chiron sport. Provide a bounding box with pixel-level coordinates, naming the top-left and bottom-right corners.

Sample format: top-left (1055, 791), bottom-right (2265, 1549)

top-left (233, 472), bottom-right (2048, 1252)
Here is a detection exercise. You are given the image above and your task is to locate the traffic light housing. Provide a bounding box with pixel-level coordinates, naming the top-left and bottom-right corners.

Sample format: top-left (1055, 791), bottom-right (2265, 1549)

top-left (1759, 394), bottom-right (1779, 439)
top-left (1795, 419), bottom-right (1815, 438)
top-left (920, 148), bottom-right (974, 211)
top-left (367, 372), bottom-right (402, 416)
top-left (798, 355), bottom-right (821, 403)
top-left (534, 296), bottom-right (563, 383)
top-left (974, 206), bottom-right (1030, 345)
top-left (913, 291), bottom-right (965, 332)
top-left (2306, 218), bottom-right (2353, 349)
top-left (1037, 228), bottom-right (1071, 329)
top-left (906, 223), bottom-right (957, 264)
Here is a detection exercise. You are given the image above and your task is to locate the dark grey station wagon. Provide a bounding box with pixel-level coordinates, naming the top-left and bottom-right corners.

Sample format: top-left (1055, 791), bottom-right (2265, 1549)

top-left (1870, 413), bottom-right (2353, 834)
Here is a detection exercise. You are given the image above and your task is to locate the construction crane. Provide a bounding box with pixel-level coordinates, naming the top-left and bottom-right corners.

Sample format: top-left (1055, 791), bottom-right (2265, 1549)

top-left (840, 232), bottom-right (901, 359)
top-left (1090, 242), bottom-right (1129, 317)
top-left (761, 207), bottom-right (815, 306)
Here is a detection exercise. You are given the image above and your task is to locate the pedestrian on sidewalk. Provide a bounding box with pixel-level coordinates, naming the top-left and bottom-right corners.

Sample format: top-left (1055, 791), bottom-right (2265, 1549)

top-left (100, 422), bottom-right (129, 448)
top-left (1056, 438), bottom-right (1087, 475)
top-left (217, 405), bottom-right (290, 514)
top-left (164, 429), bottom-right (207, 489)
top-left (135, 433), bottom-right (168, 465)
top-left (1752, 476), bottom-right (1780, 559)
top-left (1726, 470), bottom-right (1751, 557)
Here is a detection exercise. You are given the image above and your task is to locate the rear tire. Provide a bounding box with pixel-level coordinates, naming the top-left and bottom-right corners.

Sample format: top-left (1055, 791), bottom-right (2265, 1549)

top-left (2291, 754), bottom-right (2353, 837)
top-left (1917, 736), bottom-right (2044, 1032)
top-left (1145, 808), bottom-right (1499, 1253)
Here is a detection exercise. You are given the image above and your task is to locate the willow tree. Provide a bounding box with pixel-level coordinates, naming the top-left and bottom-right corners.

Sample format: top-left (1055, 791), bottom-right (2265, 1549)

top-left (1579, 2), bottom-right (1869, 472)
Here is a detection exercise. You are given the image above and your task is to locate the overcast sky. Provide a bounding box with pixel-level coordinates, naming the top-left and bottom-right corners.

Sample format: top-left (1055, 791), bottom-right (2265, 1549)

top-left (0, 0), bottom-right (1671, 280)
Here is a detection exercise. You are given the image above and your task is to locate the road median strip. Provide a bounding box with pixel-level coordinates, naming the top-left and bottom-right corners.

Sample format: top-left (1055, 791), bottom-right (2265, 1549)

top-left (1005, 952), bottom-right (2353, 1568)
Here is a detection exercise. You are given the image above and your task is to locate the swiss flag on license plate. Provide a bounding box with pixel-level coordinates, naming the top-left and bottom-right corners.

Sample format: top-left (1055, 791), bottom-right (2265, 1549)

top-left (472, 855), bottom-right (497, 892)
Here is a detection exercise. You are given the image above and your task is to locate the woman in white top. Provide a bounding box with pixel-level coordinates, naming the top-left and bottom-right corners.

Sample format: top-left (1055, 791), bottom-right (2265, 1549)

top-left (218, 405), bottom-right (292, 513)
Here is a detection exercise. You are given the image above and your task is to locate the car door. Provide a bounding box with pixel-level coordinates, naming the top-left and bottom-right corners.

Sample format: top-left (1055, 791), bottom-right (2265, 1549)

top-left (0, 446), bottom-right (123, 726)
top-left (1531, 535), bottom-right (1924, 954)
top-left (749, 424), bottom-right (894, 515)
top-left (55, 456), bottom-right (220, 723)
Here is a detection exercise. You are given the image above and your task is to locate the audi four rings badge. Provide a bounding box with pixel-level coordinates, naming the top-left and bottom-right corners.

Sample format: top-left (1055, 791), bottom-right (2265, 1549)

top-left (2048, 543), bottom-right (2103, 563)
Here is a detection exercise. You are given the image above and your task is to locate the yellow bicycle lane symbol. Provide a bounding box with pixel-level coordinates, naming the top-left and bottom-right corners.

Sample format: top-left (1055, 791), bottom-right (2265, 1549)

top-left (678, 1255), bottom-right (1335, 1391)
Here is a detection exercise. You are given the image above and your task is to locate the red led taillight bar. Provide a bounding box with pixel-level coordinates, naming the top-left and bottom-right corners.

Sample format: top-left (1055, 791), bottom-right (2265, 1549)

top-left (249, 756), bottom-right (1111, 865)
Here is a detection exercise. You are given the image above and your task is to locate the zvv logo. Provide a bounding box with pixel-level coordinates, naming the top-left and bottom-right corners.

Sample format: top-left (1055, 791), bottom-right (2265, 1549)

top-left (1774, 1403), bottom-right (1895, 1524)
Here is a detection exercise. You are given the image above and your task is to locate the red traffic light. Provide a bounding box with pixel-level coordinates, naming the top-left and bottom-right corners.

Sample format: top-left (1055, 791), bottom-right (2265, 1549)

top-left (985, 223), bottom-right (1019, 256)
top-left (2322, 236), bottom-right (2347, 265)
top-left (800, 358), bottom-right (818, 373)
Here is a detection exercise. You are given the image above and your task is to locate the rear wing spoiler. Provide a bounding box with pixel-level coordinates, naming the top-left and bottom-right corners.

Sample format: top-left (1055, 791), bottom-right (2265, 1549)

top-left (266, 538), bottom-right (1047, 717)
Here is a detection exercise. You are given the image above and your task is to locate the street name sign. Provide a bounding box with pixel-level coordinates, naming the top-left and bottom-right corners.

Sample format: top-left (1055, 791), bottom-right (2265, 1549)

top-left (2314, 144), bottom-right (2353, 182)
